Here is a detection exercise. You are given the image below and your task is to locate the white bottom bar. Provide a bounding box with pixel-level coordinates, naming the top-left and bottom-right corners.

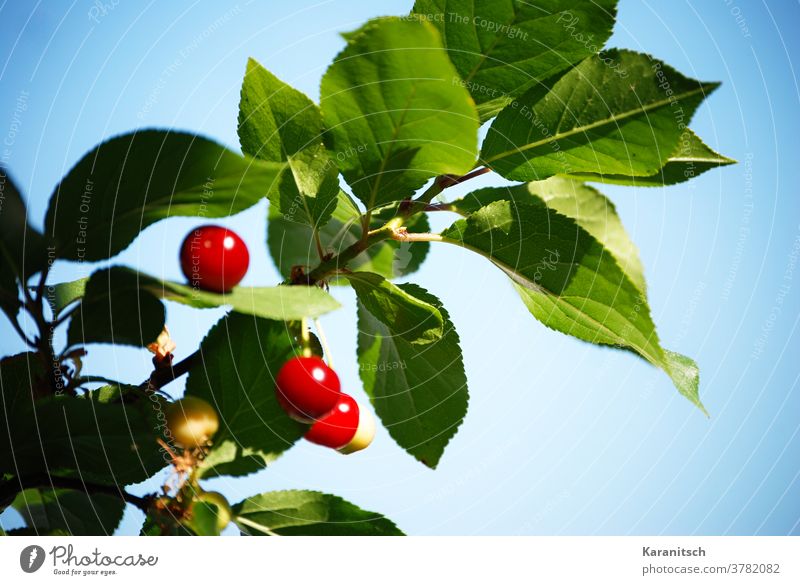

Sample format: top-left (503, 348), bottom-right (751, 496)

top-left (1, 536), bottom-right (797, 584)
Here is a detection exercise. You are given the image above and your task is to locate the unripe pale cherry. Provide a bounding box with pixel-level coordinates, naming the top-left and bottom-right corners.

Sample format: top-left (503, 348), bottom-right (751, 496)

top-left (179, 225), bottom-right (249, 293)
top-left (305, 393), bottom-right (375, 454)
top-left (166, 396), bottom-right (219, 448)
top-left (275, 356), bottom-right (342, 422)
top-left (192, 491), bottom-right (232, 532)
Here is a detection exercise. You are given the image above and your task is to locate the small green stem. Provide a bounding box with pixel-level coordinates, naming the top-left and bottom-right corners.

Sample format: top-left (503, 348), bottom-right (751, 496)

top-left (313, 318), bottom-right (333, 367)
top-left (235, 515), bottom-right (280, 536)
top-left (305, 219), bottom-right (401, 283)
top-left (303, 168), bottom-right (487, 284)
top-left (300, 317), bottom-right (312, 358)
top-left (313, 230), bottom-right (325, 261)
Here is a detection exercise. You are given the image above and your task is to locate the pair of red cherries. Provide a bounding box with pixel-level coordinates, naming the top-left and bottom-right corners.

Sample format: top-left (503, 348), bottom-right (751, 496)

top-left (179, 225), bottom-right (374, 453)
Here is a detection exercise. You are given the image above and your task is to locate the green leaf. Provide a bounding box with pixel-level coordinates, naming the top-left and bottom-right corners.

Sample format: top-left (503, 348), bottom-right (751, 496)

top-left (11, 487), bottom-right (124, 535)
top-left (441, 200), bottom-right (705, 412)
top-left (347, 272), bottom-right (443, 344)
top-left (0, 265), bottom-right (18, 327)
top-left (67, 267), bottom-right (165, 348)
top-left (0, 169), bottom-right (48, 320)
top-left (185, 313), bottom-right (308, 478)
top-left (411, 0), bottom-right (618, 121)
top-left (268, 192), bottom-right (431, 281)
top-left (59, 267), bottom-right (340, 328)
top-left (238, 58), bottom-right (339, 228)
top-left (320, 17), bottom-right (479, 208)
top-left (233, 490), bottom-right (404, 535)
top-left (450, 178), bottom-right (646, 293)
top-left (481, 50), bottom-right (719, 181)
top-left (144, 278), bottom-right (341, 320)
top-left (44, 130), bottom-right (288, 261)
top-left (0, 168), bottom-right (48, 280)
top-left (357, 284), bottom-right (468, 467)
top-left (45, 277), bottom-right (89, 318)
top-left (0, 352), bottom-right (46, 419)
top-left (0, 393), bottom-right (167, 486)
top-left (568, 128), bottom-right (736, 186)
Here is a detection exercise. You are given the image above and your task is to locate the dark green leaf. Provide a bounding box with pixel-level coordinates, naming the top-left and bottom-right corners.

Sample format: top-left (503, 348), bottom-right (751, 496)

top-left (320, 17), bottom-right (479, 208)
top-left (0, 169), bottom-right (48, 319)
top-left (11, 487), bottom-right (124, 535)
top-left (568, 128), bottom-right (735, 186)
top-left (238, 58), bottom-right (339, 228)
top-left (348, 272), bottom-right (443, 344)
top-left (268, 192), bottom-right (431, 282)
top-left (441, 199), bottom-right (704, 412)
top-left (185, 313), bottom-right (307, 478)
top-left (482, 50), bottom-right (719, 181)
top-left (67, 267), bottom-right (165, 347)
top-left (357, 284), bottom-right (468, 467)
top-left (0, 168), bottom-right (48, 279)
top-left (450, 178), bottom-right (646, 293)
top-left (411, 0), bottom-right (618, 121)
top-left (233, 490), bottom-right (403, 535)
top-left (0, 393), bottom-right (167, 486)
top-left (45, 130), bottom-right (288, 261)
top-left (0, 352), bottom-right (46, 421)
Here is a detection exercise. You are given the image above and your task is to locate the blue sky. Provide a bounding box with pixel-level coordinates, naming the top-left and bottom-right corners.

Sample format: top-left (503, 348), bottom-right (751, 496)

top-left (1, 0), bottom-right (798, 535)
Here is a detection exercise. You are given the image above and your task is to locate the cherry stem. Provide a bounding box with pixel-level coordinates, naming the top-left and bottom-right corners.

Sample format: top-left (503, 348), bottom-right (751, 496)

top-left (300, 317), bottom-right (312, 358)
top-left (300, 167), bottom-right (490, 284)
top-left (235, 515), bottom-right (281, 536)
top-left (313, 318), bottom-right (333, 367)
top-left (140, 351), bottom-right (199, 392)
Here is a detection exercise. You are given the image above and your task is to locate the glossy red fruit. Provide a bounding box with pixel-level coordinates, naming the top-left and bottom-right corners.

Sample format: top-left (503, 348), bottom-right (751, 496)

top-left (305, 393), bottom-right (360, 449)
top-left (180, 225), bottom-right (249, 293)
top-left (305, 393), bottom-right (376, 454)
top-left (275, 356), bottom-right (341, 422)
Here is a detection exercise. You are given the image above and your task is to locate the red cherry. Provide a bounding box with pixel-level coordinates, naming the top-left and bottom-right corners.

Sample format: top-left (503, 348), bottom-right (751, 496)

top-left (180, 225), bottom-right (249, 293)
top-left (275, 356), bottom-right (341, 422)
top-left (305, 393), bottom-right (359, 449)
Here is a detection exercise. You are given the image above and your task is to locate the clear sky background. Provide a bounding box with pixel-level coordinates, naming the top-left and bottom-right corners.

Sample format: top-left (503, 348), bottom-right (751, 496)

top-left (1, 0), bottom-right (798, 535)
